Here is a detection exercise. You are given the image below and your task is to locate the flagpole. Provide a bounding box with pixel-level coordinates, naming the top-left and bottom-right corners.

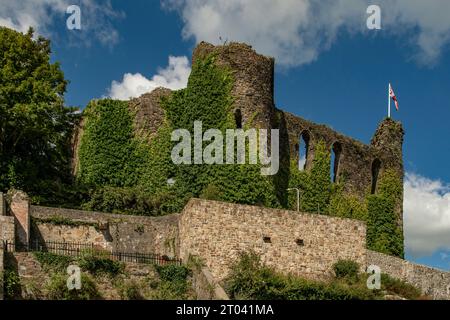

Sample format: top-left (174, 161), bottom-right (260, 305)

top-left (388, 83), bottom-right (391, 118)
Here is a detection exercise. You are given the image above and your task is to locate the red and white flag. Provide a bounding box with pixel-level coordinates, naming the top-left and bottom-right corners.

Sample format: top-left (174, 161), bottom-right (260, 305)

top-left (389, 83), bottom-right (399, 111)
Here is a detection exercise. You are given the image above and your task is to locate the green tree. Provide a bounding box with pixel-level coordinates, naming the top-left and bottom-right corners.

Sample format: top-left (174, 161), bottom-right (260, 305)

top-left (0, 27), bottom-right (77, 201)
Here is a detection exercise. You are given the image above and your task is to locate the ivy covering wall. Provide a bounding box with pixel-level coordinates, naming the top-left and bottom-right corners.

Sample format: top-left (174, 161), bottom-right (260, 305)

top-left (77, 54), bottom-right (403, 257)
top-left (287, 141), bottom-right (403, 258)
top-left (288, 140), bottom-right (331, 213)
top-left (77, 53), bottom-right (282, 215)
top-left (366, 169), bottom-right (404, 258)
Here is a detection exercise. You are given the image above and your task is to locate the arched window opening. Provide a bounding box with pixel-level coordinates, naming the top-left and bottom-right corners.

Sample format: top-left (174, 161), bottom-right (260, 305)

top-left (234, 109), bottom-right (242, 129)
top-left (331, 142), bottom-right (342, 183)
top-left (371, 159), bottom-right (381, 194)
top-left (298, 131), bottom-right (310, 171)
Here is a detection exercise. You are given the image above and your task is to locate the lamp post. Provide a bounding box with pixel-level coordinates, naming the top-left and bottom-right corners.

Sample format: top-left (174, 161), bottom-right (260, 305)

top-left (287, 188), bottom-right (300, 212)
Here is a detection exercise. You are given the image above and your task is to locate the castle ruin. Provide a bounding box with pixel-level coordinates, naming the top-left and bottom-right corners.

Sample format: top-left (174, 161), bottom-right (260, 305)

top-left (5, 42), bottom-right (445, 300)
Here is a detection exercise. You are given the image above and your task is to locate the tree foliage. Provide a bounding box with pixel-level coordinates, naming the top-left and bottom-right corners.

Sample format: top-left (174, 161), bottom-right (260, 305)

top-left (0, 27), bottom-right (77, 201)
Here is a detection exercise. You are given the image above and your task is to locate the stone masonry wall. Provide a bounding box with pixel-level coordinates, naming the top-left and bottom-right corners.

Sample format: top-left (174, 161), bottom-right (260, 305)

top-left (70, 42), bottom-right (405, 229)
top-left (191, 264), bottom-right (229, 300)
top-left (192, 42), bottom-right (275, 130)
top-left (367, 250), bottom-right (450, 300)
top-left (0, 246), bottom-right (4, 300)
top-left (9, 190), bottom-right (30, 245)
top-left (0, 216), bottom-right (15, 244)
top-left (0, 214), bottom-right (14, 300)
top-left (0, 192), bottom-right (5, 216)
top-left (284, 114), bottom-right (404, 197)
top-left (179, 198), bottom-right (367, 283)
top-left (30, 206), bottom-right (179, 258)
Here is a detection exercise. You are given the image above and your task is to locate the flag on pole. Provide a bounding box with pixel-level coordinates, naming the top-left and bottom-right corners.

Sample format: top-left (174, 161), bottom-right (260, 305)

top-left (389, 83), bottom-right (399, 111)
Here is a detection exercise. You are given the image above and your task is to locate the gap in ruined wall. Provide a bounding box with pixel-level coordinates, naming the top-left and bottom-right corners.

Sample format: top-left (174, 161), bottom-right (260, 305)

top-left (297, 131), bottom-right (310, 171)
top-left (331, 142), bottom-right (342, 183)
top-left (263, 236), bottom-right (272, 243)
top-left (371, 159), bottom-right (381, 194)
top-left (234, 109), bottom-right (242, 129)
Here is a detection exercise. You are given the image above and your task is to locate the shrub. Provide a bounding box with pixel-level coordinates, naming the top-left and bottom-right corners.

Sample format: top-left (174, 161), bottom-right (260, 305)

top-left (225, 251), bottom-right (268, 299)
top-left (225, 252), bottom-right (380, 300)
top-left (152, 264), bottom-right (192, 299)
top-left (77, 252), bottom-right (124, 277)
top-left (116, 280), bottom-right (144, 300)
top-left (333, 260), bottom-right (360, 282)
top-left (45, 272), bottom-right (101, 300)
top-left (155, 264), bottom-right (190, 282)
top-left (82, 186), bottom-right (179, 216)
top-left (151, 280), bottom-right (189, 300)
top-left (381, 274), bottom-right (422, 300)
top-left (200, 184), bottom-right (223, 201)
top-left (33, 252), bottom-right (74, 272)
top-left (4, 269), bottom-right (21, 300)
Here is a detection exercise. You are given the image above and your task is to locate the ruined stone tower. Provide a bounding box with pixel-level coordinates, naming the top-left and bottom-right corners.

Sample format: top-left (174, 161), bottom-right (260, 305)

top-left (192, 42), bottom-right (276, 130)
top-left (190, 41), bottom-right (405, 228)
top-left (72, 41), bottom-right (405, 234)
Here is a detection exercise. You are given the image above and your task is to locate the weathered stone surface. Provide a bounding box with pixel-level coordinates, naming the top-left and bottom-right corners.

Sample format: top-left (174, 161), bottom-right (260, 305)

top-left (283, 114), bottom-right (404, 218)
top-left (193, 42), bottom-right (275, 130)
top-left (33, 223), bottom-right (112, 251)
top-left (69, 42), bottom-right (405, 229)
top-left (0, 192), bottom-right (5, 216)
top-left (30, 206), bottom-right (179, 257)
top-left (8, 190), bottom-right (30, 246)
top-left (0, 216), bottom-right (15, 244)
top-left (71, 116), bottom-right (85, 176)
top-left (2, 198), bottom-right (448, 300)
top-left (367, 250), bottom-right (450, 300)
top-left (128, 87), bottom-right (172, 140)
top-left (0, 247), bottom-right (4, 300)
top-left (191, 264), bottom-right (229, 300)
top-left (179, 198), bottom-right (367, 282)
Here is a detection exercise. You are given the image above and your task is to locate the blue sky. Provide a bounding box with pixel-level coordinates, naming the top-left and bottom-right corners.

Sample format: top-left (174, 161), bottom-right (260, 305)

top-left (1, 0), bottom-right (450, 271)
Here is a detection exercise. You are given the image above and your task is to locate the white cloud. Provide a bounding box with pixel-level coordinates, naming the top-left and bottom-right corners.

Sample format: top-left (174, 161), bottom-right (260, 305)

top-left (404, 173), bottom-right (450, 257)
top-left (107, 56), bottom-right (191, 100)
top-left (0, 0), bottom-right (123, 47)
top-left (298, 156), bottom-right (306, 171)
top-left (163, 0), bottom-right (450, 67)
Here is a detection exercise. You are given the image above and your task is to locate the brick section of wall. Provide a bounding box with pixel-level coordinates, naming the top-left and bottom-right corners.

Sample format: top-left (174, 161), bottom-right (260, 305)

top-left (30, 206), bottom-right (179, 257)
top-left (0, 216), bottom-right (15, 243)
top-left (0, 247), bottom-right (4, 300)
top-left (179, 199), bottom-right (367, 282)
top-left (367, 250), bottom-right (450, 300)
top-left (9, 191), bottom-right (30, 246)
top-left (0, 192), bottom-right (5, 216)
